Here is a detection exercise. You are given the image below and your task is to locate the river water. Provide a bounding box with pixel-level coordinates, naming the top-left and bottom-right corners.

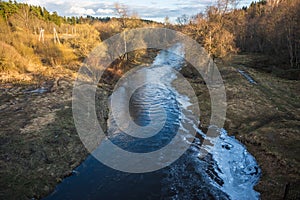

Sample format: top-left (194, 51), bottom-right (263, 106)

top-left (44, 45), bottom-right (261, 200)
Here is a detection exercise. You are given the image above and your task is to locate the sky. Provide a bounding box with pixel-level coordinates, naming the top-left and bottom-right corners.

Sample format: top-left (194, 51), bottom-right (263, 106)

top-left (19, 0), bottom-right (253, 23)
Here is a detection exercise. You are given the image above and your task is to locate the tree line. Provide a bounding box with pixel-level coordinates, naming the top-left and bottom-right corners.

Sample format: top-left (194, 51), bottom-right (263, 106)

top-left (176, 0), bottom-right (300, 72)
top-left (1, 0), bottom-right (299, 78)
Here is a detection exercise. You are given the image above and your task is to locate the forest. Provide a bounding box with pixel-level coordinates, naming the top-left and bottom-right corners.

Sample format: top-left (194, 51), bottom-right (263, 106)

top-left (0, 0), bottom-right (299, 81)
top-left (177, 0), bottom-right (300, 78)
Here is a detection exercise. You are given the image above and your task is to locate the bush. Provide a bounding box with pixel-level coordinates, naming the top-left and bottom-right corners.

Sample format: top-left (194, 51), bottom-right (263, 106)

top-left (67, 24), bottom-right (100, 59)
top-left (35, 42), bottom-right (77, 67)
top-left (0, 42), bottom-right (28, 73)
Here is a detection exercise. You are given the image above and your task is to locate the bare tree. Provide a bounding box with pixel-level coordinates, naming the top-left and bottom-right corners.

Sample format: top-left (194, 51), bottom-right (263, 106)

top-left (114, 3), bottom-right (128, 28)
top-left (13, 4), bottom-right (32, 31)
top-left (176, 14), bottom-right (190, 25)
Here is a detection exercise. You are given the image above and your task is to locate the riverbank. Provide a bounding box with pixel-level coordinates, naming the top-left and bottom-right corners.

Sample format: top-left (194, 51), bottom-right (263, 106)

top-left (0, 50), bottom-right (159, 199)
top-left (181, 55), bottom-right (300, 199)
top-left (0, 53), bottom-right (299, 199)
top-left (222, 56), bottom-right (299, 199)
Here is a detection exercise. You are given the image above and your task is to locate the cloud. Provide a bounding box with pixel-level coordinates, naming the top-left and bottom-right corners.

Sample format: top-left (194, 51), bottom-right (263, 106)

top-left (18, 0), bottom-right (254, 22)
top-left (96, 8), bottom-right (114, 15)
top-left (69, 6), bottom-right (95, 16)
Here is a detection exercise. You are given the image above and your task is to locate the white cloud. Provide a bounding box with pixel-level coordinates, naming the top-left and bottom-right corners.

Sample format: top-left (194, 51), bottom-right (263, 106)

top-left (96, 8), bottom-right (114, 15)
top-left (85, 9), bottom-right (96, 15)
top-left (18, 0), bottom-right (254, 21)
top-left (102, 2), bottom-right (114, 8)
top-left (69, 6), bottom-right (95, 15)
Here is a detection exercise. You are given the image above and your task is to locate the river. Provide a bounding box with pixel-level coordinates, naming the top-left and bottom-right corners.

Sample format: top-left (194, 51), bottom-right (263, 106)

top-left (44, 44), bottom-right (261, 200)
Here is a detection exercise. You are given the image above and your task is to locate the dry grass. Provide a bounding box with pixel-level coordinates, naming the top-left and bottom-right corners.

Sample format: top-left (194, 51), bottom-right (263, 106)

top-left (0, 41), bottom-right (28, 73)
top-left (228, 61), bottom-right (300, 199)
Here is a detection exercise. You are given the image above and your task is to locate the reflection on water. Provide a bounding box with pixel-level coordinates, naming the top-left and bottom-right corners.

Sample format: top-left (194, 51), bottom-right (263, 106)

top-left (109, 83), bottom-right (181, 153)
top-left (44, 44), bottom-right (260, 200)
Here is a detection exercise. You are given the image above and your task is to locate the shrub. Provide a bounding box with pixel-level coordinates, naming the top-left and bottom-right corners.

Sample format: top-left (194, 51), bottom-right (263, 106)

top-left (0, 42), bottom-right (28, 73)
